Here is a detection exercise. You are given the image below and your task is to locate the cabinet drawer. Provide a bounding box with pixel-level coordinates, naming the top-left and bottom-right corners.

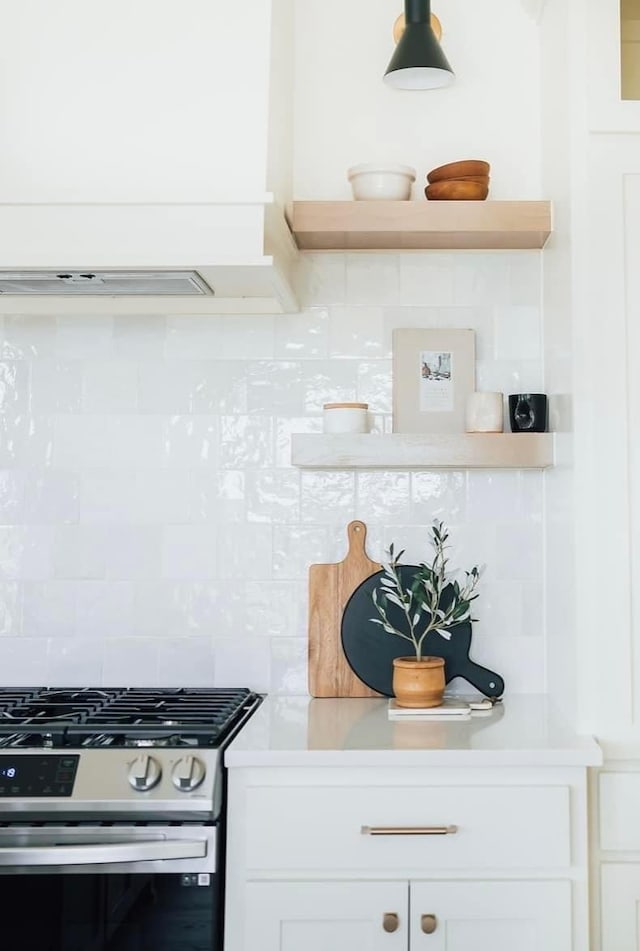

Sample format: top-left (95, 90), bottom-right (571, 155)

top-left (600, 772), bottom-right (640, 850)
top-left (244, 784), bottom-right (571, 871)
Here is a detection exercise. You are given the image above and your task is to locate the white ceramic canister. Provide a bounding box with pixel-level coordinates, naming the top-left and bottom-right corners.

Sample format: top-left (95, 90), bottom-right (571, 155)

top-left (323, 402), bottom-right (370, 434)
top-left (465, 392), bottom-right (504, 433)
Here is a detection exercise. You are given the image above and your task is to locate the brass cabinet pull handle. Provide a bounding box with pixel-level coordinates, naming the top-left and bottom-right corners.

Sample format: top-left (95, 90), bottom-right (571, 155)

top-left (383, 912), bottom-right (400, 933)
top-left (361, 825), bottom-right (458, 836)
top-left (421, 914), bottom-right (438, 935)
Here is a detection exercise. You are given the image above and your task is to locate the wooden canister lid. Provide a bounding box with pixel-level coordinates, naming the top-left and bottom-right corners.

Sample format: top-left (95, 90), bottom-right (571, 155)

top-left (323, 402), bottom-right (369, 410)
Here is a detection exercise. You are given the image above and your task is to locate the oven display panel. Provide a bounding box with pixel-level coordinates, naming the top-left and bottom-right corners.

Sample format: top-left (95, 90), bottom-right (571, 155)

top-left (0, 755), bottom-right (79, 797)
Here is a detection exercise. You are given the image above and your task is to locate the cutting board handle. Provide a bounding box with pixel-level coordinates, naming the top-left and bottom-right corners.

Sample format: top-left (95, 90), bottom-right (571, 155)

top-left (344, 521), bottom-right (378, 574)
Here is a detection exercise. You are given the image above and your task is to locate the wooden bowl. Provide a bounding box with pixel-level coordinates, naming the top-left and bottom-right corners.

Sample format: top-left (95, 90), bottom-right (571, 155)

top-left (427, 160), bottom-right (491, 184)
top-left (425, 180), bottom-right (489, 201)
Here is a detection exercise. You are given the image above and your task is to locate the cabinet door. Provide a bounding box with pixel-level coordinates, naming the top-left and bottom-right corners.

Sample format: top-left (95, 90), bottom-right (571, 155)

top-left (601, 864), bottom-right (640, 951)
top-left (410, 880), bottom-right (571, 951)
top-left (243, 881), bottom-right (408, 951)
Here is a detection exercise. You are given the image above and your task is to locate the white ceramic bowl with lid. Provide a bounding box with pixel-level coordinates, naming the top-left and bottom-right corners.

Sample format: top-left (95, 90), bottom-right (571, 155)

top-left (347, 164), bottom-right (416, 201)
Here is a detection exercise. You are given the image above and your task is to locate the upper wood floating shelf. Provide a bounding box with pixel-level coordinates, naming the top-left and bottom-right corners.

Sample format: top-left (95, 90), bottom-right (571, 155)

top-left (288, 200), bottom-right (552, 251)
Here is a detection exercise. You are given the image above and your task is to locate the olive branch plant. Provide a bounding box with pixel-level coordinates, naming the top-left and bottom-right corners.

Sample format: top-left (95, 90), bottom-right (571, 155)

top-left (371, 521), bottom-right (483, 662)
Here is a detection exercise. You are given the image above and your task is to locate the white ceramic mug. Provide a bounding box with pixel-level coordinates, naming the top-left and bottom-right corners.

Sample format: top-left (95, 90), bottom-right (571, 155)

top-left (465, 392), bottom-right (504, 433)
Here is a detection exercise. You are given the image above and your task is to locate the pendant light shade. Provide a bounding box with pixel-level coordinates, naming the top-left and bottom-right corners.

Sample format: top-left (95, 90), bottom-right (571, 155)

top-left (384, 0), bottom-right (454, 90)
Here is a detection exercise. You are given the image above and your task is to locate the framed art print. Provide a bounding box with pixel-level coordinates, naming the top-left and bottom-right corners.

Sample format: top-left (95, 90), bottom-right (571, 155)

top-left (392, 328), bottom-right (476, 433)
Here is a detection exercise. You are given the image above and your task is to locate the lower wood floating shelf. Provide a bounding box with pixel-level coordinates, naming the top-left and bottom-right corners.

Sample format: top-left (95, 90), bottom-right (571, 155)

top-left (291, 433), bottom-right (555, 470)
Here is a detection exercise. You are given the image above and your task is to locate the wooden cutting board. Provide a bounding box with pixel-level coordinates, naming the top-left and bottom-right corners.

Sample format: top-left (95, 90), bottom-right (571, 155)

top-left (308, 520), bottom-right (382, 698)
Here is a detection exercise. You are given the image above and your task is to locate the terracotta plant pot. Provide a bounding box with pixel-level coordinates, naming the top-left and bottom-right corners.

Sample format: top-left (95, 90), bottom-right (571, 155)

top-left (392, 656), bottom-right (446, 709)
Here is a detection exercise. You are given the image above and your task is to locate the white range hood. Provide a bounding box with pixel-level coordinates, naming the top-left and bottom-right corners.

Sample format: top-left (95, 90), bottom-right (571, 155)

top-left (0, 0), bottom-right (297, 315)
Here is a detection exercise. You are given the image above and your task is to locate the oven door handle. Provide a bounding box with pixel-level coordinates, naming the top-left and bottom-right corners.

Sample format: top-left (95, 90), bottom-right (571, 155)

top-left (0, 839), bottom-right (207, 867)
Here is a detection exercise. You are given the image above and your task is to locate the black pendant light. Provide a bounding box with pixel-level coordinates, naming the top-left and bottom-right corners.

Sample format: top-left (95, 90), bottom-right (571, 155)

top-left (384, 0), bottom-right (455, 90)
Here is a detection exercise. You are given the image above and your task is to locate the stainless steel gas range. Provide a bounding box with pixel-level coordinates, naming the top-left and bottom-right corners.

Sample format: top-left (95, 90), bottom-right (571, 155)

top-left (0, 686), bottom-right (262, 950)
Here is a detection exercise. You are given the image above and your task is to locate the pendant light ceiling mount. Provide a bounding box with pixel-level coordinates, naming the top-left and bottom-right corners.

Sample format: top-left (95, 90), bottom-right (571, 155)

top-left (384, 0), bottom-right (455, 91)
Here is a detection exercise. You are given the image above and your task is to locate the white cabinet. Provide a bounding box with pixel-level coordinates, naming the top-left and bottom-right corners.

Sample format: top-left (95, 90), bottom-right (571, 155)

top-left (597, 769), bottom-right (640, 949)
top-left (409, 881), bottom-right (571, 951)
top-left (244, 881), bottom-right (409, 951)
top-left (224, 763), bottom-right (591, 951)
top-left (244, 879), bottom-right (570, 951)
top-left (601, 864), bottom-right (640, 951)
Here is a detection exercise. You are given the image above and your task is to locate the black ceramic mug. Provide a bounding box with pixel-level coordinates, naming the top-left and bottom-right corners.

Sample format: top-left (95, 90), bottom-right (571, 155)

top-left (508, 394), bottom-right (548, 433)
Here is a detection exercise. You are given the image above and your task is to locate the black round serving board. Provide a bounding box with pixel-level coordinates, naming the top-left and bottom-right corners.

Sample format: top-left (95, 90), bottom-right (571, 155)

top-left (341, 565), bottom-right (505, 699)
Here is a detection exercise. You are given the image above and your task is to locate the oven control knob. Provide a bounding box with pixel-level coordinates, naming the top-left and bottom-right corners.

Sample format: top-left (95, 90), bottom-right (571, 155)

top-left (171, 756), bottom-right (206, 792)
top-left (128, 755), bottom-right (162, 792)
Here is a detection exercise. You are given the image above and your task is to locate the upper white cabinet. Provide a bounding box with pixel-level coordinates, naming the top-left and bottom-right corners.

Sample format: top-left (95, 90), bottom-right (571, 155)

top-left (588, 0), bottom-right (640, 130)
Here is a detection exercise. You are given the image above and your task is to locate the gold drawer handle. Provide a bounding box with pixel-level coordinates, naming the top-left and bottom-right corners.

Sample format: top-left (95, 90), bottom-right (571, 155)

top-left (421, 914), bottom-right (438, 934)
top-left (383, 912), bottom-right (400, 933)
top-left (361, 825), bottom-right (458, 836)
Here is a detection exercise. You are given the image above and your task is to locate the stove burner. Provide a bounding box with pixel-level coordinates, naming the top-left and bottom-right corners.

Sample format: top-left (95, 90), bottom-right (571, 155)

top-left (0, 687), bottom-right (258, 749)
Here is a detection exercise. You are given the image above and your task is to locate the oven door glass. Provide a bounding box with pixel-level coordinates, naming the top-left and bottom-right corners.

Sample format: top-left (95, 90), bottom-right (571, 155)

top-left (2, 872), bottom-right (219, 950)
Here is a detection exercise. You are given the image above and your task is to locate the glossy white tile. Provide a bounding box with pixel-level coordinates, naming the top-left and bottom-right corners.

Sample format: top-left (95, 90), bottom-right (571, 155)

top-left (346, 254), bottom-right (400, 306)
top-left (2, 316), bottom-right (57, 360)
top-left (56, 316), bottom-right (114, 359)
top-left (329, 306), bottom-right (384, 358)
top-left (212, 637), bottom-right (271, 692)
top-left (0, 471), bottom-right (25, 523)
top-left (102, 638), bottom-right (159, 686)
top-left (76, 582), bottom-right (135, 637)
top-left (270, 638), bottom-right (308, 694)
top-left (0, 526), bottom-right (53, 580)
top-left (53, 525), bottom-right (108, 580)
top-left (400, 253), bottom-right (455, 307)
top-left (24, 470), bottom-right (80, 524)
top-left (163, 416), bottom-right (219, 468)
top-left (0, 637), bottom-right (49, 683)
top-left (0, 582), bottom-right (21, 635)
top-left (82, 360), bottom-right (139, 413)
top-left (54, 416), bottom-right (164, 469)
top-left (494, 306), bottom-right (541, 360)
top-left (22, 581), bottom-right (77, 637)
top-left (190, 471), bottom-right (245, 524)
top-left (301, 360), bottom-right (359, 413)
top-left (0, 362), bottom-right (30, 413)
top-left (300, 471), bottom-right (356, 525)
top-left (219, 415), bottom-right (274, 469)
top-left (31, 361), bottom-right (83, 413)
top-left (166, 315), bottom-right (275, 360)
top-left (246, 471), bottom-right (301, 524)
top-left (162, 526), bottom-right (218, 580)
top-left (356, 472), bottom-right (411, 522)
top-left (157, 637), bottom-right (216, 687)
top-left (47, 638), bottom-right (103, 685)
top-left (274, 308), bottom-right (329, 359)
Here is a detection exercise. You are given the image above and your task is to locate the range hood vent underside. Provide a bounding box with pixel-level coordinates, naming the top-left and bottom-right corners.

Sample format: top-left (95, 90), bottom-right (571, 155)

top-left (0, 270), bottom-right (214, 296)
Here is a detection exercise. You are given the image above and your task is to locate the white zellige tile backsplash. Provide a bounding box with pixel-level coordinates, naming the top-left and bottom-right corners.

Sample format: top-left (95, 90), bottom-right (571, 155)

top-left (0, 253), bottom-right (545, 693)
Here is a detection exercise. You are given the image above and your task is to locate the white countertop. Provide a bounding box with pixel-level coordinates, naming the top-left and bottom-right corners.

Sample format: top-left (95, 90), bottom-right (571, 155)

top-left (225, 695), bottom-right (603, 768)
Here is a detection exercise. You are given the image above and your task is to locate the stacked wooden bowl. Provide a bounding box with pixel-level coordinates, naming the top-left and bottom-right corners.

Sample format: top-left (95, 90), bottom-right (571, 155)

top-left (425, 160), bottom-right (490, 201)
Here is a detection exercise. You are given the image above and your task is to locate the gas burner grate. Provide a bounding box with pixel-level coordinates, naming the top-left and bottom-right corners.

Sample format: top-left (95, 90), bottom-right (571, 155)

top-left (0, 687), bottom-right (257, 748)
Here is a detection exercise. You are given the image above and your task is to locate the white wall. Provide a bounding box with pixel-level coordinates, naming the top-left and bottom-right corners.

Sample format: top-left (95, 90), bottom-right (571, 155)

top-left (293, 0), bottom-right (542, 199)
top-left (0, 254), bottom-right (545, 692)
